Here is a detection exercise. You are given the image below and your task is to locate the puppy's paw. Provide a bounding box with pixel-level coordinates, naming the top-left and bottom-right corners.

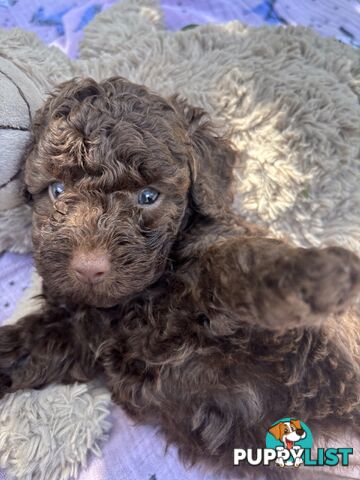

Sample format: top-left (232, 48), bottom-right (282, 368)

top-left (0, 325), bottom-right (30, 396)
top-left (261, 246), bottom-right (360, 328)
top-left (0, 326), bottom-right (25, 367)
top-left (0, 372), bottom-right (12, 399)
top-left (293, 246), bottom-right (360, 315)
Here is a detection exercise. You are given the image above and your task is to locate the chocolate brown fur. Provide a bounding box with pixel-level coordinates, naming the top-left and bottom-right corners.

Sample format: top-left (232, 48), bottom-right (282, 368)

top-left (1, 77), bottom-right (360, 478)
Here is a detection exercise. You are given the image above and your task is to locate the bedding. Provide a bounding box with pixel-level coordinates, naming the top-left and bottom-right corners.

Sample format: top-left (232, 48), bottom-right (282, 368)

top-left (1, 1), bottom-right (360, 480)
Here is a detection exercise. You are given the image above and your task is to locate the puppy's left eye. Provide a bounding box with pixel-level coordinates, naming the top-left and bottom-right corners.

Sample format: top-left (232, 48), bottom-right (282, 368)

top-left (138, 188), bottom-right (159, 205)
top-left (48, 181), bottom-right (65, 202)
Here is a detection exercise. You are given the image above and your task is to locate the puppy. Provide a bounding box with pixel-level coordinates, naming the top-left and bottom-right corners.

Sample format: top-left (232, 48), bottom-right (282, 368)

top-left (0, 77), bottom-right (360, 479)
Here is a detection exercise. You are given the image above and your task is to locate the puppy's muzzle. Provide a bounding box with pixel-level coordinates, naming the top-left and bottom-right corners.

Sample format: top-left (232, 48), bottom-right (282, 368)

top-left (70, 249), bottom-right (110, 285)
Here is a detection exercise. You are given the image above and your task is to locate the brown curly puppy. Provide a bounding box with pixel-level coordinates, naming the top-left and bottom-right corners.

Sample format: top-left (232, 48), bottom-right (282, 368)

top-left (1, 77), bottom-right (360, 479)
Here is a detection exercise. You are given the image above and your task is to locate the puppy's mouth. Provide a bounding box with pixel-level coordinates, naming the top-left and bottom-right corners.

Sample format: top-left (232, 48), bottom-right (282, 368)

top-left (90, 302), bottom-right (118, 310)
top-left (285, 439), bottom-right (294, 449)
top-left (38, 246), bottom-right (161, 308)
top-left (85, 296), bottom-right (119, 309)
top-left (72, 281), bottom-right (121, 308)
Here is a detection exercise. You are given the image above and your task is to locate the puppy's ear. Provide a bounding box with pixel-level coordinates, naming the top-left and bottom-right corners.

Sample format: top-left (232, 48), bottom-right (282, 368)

top-left (268, 423), bottom-right (282, 440)
top-left (170, 96), bottom-right (236, 218)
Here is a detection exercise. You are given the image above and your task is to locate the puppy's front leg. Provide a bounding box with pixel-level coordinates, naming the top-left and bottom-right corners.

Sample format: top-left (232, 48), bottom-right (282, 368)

top-left (0, 308), bottom-right (100, 398)
top-left (199, 237), bottom-right (360, 331)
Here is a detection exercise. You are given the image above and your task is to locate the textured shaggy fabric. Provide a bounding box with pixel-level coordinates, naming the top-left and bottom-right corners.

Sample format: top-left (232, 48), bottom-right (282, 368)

top-left (0, 57), bottom-right (44, 254)
top-left (0, 383), bottom-right (111, 480)
top-left (1, 1), bottom-right (360, 480)
top-left (1, 0), bottom-right (360, 57)
top-left (0, 30), bottom-right (74, 254)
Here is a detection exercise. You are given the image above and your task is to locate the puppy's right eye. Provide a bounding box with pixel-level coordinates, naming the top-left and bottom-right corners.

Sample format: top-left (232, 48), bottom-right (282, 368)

top-left (48, 181), bottom-right (65, 202)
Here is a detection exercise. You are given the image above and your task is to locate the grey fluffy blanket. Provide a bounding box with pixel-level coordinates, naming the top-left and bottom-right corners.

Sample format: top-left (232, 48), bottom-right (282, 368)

top-left (1, 1), bottom-right (360, 479)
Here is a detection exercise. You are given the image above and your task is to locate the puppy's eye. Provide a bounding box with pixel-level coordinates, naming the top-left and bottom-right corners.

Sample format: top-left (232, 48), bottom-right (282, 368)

top-left (138, 188), bottom-right (159, 205)
top-left (48, 181), bottom-right (65, 202)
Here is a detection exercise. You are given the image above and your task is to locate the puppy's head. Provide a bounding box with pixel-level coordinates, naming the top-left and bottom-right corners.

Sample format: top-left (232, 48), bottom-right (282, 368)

top-left (25, 77), bottom-right (235, 307)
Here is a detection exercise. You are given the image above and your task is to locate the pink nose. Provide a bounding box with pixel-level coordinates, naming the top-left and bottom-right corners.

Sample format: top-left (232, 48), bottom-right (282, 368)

top-left (71, 250), bottom-right (110, 284)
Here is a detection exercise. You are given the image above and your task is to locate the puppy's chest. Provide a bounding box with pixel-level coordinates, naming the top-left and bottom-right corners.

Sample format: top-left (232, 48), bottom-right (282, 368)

top-left (96, 292), bottom-right (327, 390)
top-left (98, 309), bottom-right (335, 418)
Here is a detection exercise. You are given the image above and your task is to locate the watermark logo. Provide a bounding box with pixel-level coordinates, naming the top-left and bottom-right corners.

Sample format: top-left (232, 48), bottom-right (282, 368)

top-left (266, 418), bottom-right (313, 467)
top-left (234, 417), bottom-right (353, 468)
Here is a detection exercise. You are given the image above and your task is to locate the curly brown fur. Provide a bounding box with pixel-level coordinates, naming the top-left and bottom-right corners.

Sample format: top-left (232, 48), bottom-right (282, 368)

top-left (1, 77), bottom-right (360, 479)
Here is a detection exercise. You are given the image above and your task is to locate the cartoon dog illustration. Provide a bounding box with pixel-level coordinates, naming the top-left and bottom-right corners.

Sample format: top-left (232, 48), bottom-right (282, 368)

top-left (268, 419), bottom-right (306, 467)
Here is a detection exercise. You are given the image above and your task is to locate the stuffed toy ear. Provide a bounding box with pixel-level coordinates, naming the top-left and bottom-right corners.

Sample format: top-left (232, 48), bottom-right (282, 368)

top-left (170, 96), bottom-right (236, 219)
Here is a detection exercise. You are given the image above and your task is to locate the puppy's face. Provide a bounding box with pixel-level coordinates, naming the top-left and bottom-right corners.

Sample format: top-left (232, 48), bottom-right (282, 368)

top-left (25, 78), bottom-right (193, 307)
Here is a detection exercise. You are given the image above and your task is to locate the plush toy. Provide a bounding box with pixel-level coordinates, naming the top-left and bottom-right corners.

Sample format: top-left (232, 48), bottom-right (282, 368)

top-left (0, 27), bottom-right (75, 253)
top-left (1, 0), bottom-right (360, 479)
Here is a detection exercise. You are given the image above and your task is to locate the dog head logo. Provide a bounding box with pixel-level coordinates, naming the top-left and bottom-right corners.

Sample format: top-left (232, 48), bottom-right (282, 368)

top-left (234, 417), bottom-right (352, 468)
top-left (266, 418), bottom-right (313, 468)
top-left (269, 419), bottom-right (306, 450)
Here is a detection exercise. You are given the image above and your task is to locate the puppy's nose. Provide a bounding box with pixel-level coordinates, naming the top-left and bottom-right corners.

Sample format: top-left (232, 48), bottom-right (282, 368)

top-left (296, 428), bottom-right (305, 436)
top-left (71, 250), bottom-right (110, 284)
